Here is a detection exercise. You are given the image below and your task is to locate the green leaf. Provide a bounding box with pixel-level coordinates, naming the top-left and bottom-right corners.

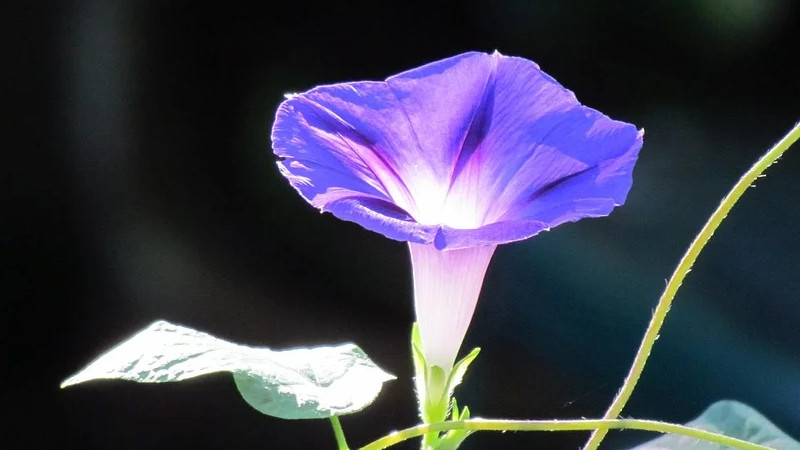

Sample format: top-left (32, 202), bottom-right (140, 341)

top-left (61, 320), bottom-right (395, 420)
top-left (632, 400), bottom-right (800, 449)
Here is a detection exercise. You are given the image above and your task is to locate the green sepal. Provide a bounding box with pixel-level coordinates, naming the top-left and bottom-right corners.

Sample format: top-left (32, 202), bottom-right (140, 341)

top-left (459, 405), bottom-right (470, 420)
top-left (451, 398), bottom-right (460, 422)
top-left (444, 347), bottom-right (480, 405)
top-left (435, 399), bottom-right (474, 450)
top-left (411, 323), bottom-right (432, 420)
top-left (411, 323), bottom-right (480, 450)
top-left (450, 400), bottom-right (470, 421)
top-left (436, 427), bottom-right (474, 450)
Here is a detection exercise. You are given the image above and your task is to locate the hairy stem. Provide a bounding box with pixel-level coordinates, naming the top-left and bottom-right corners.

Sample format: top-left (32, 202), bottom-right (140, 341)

top-left (582, 120), bottom-right (800, 450)
top-left (358, 417), bottom-right (774, 450)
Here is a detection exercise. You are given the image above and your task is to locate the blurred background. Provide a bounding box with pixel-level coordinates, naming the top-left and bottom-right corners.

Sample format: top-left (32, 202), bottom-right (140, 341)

top-left (5, 0), bottom-right (800, 449)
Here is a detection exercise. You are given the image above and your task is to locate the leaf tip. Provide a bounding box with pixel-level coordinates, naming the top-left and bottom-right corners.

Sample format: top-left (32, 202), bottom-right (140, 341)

top-left (60, 374), bottom-right (83, 389)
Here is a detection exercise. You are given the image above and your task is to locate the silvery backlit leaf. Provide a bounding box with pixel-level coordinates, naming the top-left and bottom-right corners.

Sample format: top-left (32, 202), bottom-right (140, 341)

top-left (62, 321), bottom-right (395, 419)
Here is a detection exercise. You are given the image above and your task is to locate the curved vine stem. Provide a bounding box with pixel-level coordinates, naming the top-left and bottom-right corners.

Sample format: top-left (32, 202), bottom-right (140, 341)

top-left (358, 121), bottom-right (798, 450)
top-left (581, 120), bottom-right (800, 450)
top-left (358, 417), bottom-right (774, 450)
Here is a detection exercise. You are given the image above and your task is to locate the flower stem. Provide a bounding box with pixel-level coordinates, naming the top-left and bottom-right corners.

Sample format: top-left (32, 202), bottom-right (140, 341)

top-left (330, 415), bottom-right (350, 450)
top-left (582, 119), bottom-right (800, 450)
top-left (358, 417), bottom-right (774, 450)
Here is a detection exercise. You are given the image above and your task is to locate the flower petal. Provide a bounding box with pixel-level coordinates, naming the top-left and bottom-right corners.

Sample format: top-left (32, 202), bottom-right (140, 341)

top-left (273, 53), bottom-right (499, 239)
top-left (437, 55), bottom-right (642, 246)
top-left (272, 51), bottom-right (642, 249)
top-left (502, 128), bottom-right (644, 227)
top-left (324, 196), bottom-right (439, 244)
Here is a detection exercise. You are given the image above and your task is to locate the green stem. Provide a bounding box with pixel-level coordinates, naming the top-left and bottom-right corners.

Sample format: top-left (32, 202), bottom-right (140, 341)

top-left (582, 120), bottom-right (800, 450)
top-left (330, 415), bottom-right (350, 450)
top-left (358, 418), bottom-right (774, 450)
top-left (421, 431), bottom-right (437, 450)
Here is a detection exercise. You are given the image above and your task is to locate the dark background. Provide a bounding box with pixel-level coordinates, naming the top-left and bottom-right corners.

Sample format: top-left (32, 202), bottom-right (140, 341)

top-left (6, 1), bottom-right (800, 449)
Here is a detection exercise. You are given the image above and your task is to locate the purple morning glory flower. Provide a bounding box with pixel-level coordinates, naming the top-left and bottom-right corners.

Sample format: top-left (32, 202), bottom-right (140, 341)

top-left (272, 51), bottom-right (642, 378)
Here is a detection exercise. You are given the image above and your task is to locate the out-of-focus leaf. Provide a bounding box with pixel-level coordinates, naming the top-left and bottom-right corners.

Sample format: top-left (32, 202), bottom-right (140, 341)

top-left (632, 400), bottom-right (800, 449)
top-left (62, 320), bottom-right (395, 419)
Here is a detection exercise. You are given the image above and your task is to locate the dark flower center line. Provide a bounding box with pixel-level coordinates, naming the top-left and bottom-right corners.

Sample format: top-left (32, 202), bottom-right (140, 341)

top-left (489, 108), bottom-right (586, 222)
top-left (527, 166), bottom-right (594, 202)
top-left (445, 57), bottom-right (497, 192)
top-left (501, 167), bottom-right (607, 225)
top-left (284, 157), bottom-right (391, 203)
top-left (301, 96), bottom-right (415, 210)
top-left (441, 57), bottom-right (498, 226)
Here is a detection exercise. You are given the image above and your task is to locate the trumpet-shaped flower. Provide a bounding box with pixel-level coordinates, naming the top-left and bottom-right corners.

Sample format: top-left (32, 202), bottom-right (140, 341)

top-left (272, 51), bottom-right (642, 413)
